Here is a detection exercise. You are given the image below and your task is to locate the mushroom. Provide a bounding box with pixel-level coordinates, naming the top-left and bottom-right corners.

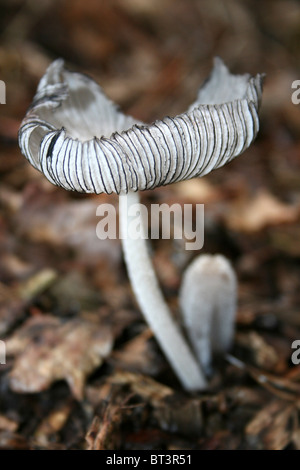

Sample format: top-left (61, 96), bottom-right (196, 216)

top-left (179, 254), bottom-right (237, 375)
top-left (18, 58), bottom-right (263, 391)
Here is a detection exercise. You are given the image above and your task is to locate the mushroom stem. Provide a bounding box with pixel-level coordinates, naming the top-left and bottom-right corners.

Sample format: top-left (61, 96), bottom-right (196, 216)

top-left (119, 190), bottom-right (207, 391)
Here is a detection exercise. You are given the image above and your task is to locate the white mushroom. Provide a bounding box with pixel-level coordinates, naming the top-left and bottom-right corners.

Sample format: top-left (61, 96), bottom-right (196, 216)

top-left (18, 58), bottom-right (263, 391)
top-left (179, 254), bottom-right (237, 374)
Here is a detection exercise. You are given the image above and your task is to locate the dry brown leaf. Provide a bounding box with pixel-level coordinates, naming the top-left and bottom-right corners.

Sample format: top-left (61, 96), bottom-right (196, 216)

top-left (86, 386), bottom-right (134, 450)
top-left (0, 269), bottom-right (58, 336)
top-left (0, 253), bottom-right (33, 279)
top-left (173, 178), bottom-right (220, 203)
top-left (198, 430), bottom-right (241, 450)
top-left (245, 400), bottom-right (296, 450)
top-left (108, 371), bottom-right (203, 437)
top-left (120, 0), bottom-right (167, 17)
top-left (86, 405), bottom-right (125, 450)
top-left (0, 415), bottom-right (18, 432)
top-left (236, 331), bottom-right (280, 371)
top-left (0, 283), bottom-right (25, 336)
top-left (225, 190), bottom-right (299, 232)
top-left (86, 370), bottom-right (204, 446)
top-left (16, 187), bottom-right (120, 264)
top-left (292, 429), bottom-right (300, 450)
top-left (270, 225), bottom-right (300, 257)
top-left (0, 431), bottom-right (29, 450)
top-left (0, 116), bottom-right (20, 141)
top-left (107, 370), bottom-right (173, 403)
top-left (153, 394), bottom-right (203, 437)
top-left (34, 402), bottom-right (74, 446)
top-left (227, 354), bottom-right (300, 401)
top-left (47, 271), bottom-right (101, 314)
top-left (110, 329), bottom-right (164, 376)
top-left (224, 386), bottom-right (268, 407)
top-left (7, 315), bottom-right (113, 399)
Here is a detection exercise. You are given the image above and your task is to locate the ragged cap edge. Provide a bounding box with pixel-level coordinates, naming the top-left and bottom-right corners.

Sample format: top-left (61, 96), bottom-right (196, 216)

top-left (18, 59), bottom-right (264, 194)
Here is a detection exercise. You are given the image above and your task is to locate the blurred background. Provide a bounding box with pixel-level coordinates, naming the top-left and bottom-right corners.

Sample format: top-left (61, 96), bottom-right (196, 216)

top-left (0, 0), bottom-right (300, 450)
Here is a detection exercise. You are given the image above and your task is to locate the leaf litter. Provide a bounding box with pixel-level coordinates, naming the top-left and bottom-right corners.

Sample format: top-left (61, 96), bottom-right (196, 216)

top-left (1, 0), bottom-right (300, 450)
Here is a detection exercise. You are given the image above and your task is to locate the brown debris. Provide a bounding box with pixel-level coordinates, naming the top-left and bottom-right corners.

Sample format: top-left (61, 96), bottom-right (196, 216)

top-left (0, 431), bottom-right (30, 450)
top-left (86, 394), bottom-right (132, 450)
top-left (110, 329), bottom-right (165, 376)
top-left (225, 190), bottom-right (299, 233)
top-left (15, 187), bottom-right (121, 264)
top-left (0, 282), bottom-right (25, 336)
top-left (235, 331), bottom-right (280, 371)
top-left (0, 269), bottom-right (57, 336)
top-left (7, 315), bottom-right (113, 399)
top-left (34, 402), bottom-right (74, 446)
top-left (0, 415), bottom-right (18, 433)
top-left (245, 400), bottom-right (296, 450)
top-left (108, 371), bottom-right (203, 437)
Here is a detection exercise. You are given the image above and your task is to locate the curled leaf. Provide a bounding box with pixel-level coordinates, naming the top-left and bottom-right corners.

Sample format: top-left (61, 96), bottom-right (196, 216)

top-left (7, 315), bottom-right (113, 400)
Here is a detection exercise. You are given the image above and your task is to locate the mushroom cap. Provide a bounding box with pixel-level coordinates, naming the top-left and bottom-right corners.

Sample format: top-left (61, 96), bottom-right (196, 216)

top-left (19, 58), bottom-right (263, 194)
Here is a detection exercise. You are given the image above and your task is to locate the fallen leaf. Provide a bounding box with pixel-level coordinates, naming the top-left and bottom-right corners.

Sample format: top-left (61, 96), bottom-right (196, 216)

top-left (0, 253), bottom-right (33, 280)
top-left (235, 331), bottom-right (280, 371)
top-left (107, 370), bottom-right (173, 402)
top-left (16, 186), bottom-right (121, 264)
top-left (225, 190), bottom-right (299, 232)
top-left (0, 431), bottom-right (29, 450)
top-left (226, 354), bottom-right (300, 401)
top-left (0, 415), bottom-right (18, 432)
top-left (7, 315), bottom-right (113, 399)
top-left (198, 430), bottom-right (241, 450)
top-left (85, 376), bottom-right (146, 450)
top-left (270, 225), bottom-right (300, 257)
top-left (173, 178), bottom-right (220, 203)
top-left (86, 371), bottom-right (203, 449)
top-left (110, 329), bottom-right (164, 376)
top-left (245, 400), bottom-right (296, 450)
top-left (0, 270), bottom-right (57, 336)
top-left (86, 393), bottom-right (132, 450)
top-left (292, 429), bottom-right (300, 450)
top-left (34, 402), bottom-right (74, 446)
top-left (46, 271), bottom-right (102, 314)
top-left (0, 283), bottom-right (25, 336)
top-left (108, 371), bottom-right (203, 437)
top-left (0, 116), bottom-right (20, 141)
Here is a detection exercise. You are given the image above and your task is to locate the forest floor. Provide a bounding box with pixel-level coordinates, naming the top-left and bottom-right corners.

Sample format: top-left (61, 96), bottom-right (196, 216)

top-left (0, 0), bottom-right (300, 450)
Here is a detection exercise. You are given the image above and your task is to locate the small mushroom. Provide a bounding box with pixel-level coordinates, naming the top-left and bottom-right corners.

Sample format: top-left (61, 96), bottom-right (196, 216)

top-left (179, 254), bottom-right (237, 375)
top-left (18, 58), bottom-right (263, 391)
